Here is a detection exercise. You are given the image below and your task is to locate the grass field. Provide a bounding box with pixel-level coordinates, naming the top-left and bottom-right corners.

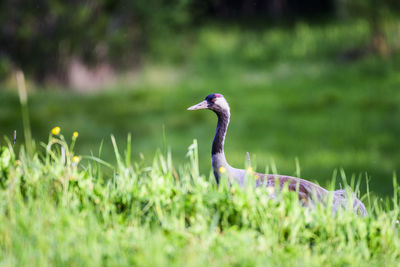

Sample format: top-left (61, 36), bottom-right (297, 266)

top-left (0, 135), bottom-right (399, 266)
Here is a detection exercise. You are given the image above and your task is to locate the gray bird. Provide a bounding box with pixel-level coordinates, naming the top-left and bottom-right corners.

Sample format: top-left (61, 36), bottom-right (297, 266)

top-left (188, 93), bottom-right (367, 216)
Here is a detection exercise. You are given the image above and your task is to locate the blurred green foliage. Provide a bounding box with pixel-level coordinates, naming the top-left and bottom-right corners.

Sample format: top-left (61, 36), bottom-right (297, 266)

top-left (1, 0), bottom-right (400, 81)
top-left (339, 0), bottom-right (400, 56)
top-left (342, 0), bottom-right (400, 19)
top-left (0, 0), bottom-right (191, 80)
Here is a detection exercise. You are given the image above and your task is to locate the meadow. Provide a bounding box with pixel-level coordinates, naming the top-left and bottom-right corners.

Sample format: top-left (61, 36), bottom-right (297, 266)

top-left (0, 20), bottom-right (400, 266)
top-left (0, 132), bottom-right (399, 266)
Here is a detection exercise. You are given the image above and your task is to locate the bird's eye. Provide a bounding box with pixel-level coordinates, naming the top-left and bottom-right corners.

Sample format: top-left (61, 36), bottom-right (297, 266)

top-left (211, 98), bottom-right (217, 103)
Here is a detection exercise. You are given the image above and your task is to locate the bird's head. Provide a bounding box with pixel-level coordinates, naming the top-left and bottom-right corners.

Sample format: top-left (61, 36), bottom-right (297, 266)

top-left (187, 93), bottom-right (230, 114)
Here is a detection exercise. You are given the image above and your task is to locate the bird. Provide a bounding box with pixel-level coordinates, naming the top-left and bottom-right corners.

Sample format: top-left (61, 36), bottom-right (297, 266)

top-left (188, 93), bottom-right (367, 216)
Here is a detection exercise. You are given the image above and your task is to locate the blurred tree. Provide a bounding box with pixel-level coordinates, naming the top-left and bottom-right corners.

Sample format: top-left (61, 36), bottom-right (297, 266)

top-left (193, 0), bottom-right (334, 21)
top-left (337, 0), bottom-right (400, 57)
top-left (0, 0), bottom-right (191, 84)
top-left (2, 0), bottom-right (398, 85)
top-left (0, 1), bottom-right (104, 82)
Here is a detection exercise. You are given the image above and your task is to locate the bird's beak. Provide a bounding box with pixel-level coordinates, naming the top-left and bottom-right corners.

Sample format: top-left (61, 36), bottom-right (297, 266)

top-left (187, 100), bottom-right (208, 111)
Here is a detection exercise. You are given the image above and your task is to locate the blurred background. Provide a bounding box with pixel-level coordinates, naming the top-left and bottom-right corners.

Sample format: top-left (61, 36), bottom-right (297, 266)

top-left (1, 0), bottom-right (400, 196)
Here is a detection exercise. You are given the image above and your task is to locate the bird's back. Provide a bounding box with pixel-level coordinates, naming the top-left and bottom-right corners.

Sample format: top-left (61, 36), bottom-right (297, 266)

top-left (254, 173), bottom-right (328, 204)
top-left (254, 172), bottom-right (367, 216)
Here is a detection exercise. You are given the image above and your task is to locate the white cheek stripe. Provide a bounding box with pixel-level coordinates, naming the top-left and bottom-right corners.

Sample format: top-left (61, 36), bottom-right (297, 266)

top-left (215, 98), bottom-right (230, 111)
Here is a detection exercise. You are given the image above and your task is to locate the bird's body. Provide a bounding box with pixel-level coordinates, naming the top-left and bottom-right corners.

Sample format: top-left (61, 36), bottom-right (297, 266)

top-left (188, 93), bottom-right (367, 216)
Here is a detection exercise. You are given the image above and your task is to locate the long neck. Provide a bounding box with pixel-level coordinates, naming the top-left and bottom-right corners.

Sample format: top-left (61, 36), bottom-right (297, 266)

top-left (212, 110), bottom-right (230, 155)
top-left (211, 109), bottom-right (231, 184)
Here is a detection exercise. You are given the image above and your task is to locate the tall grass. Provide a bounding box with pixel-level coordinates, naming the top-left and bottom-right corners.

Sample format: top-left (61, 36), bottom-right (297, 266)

top-left (15, 71), bottom-right (33, 157)
top-left (0, 133), bottom-right (399, 266)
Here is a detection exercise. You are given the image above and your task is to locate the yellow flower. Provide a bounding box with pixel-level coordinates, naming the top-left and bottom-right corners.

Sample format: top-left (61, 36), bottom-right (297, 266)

top-left (51, 126), bottom-right (61, 135)
top-left (72, 156), bottom-right (81, 164)
top-left (246, 166), bottom-right (253, 173)
top-left (73, 131), bottom-right (79, 138)
top-left (218, 166), bottom-right (226, 174)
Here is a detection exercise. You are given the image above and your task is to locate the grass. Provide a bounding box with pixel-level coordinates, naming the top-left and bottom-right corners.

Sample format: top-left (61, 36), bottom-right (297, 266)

top-left (0, 134), bottom-right (399, 266)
